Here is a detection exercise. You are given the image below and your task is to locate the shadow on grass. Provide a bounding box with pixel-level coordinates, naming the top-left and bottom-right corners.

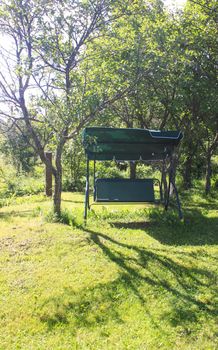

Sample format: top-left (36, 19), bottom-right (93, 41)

top-left (62, 199), bottom-right (84, 204)
top-left (0, 210), bottom-right (33, 220)
top-left (111, 208), bottom-right (218, 246)
top-left (39, 279), bottom-right (125, 332)
top-left (111, 221), bottom-right (151, 230)
top-left (39, 223), bottom-right (217, 333)
top-left (187, 202), bottom-right (218, 210)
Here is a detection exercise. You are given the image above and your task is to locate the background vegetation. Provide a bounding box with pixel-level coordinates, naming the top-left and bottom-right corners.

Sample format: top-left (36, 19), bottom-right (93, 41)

top-left (0, 0), bottom-right (217, 212)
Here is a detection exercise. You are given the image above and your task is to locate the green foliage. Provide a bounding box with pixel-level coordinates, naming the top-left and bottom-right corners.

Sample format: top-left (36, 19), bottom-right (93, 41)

top-left (0, 0), bottom-right (217, 217)
top-left (0, 156), bottom-right (44, 207)
top-left (62, 137), bottom-right (86, 192)
top-left (0, 128), bottom-right (37, 173)
top-left (96, 161), bottom-right (127, 179)
top-left (89, 0), bottom-right (218, 192)
top-left (45, 208), bottom-right (81, 227)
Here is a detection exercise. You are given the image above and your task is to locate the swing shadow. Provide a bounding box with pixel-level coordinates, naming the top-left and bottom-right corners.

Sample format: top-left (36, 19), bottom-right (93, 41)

top-left (38, 189), bottom-right (218, 331)
top-left (111, 221), bottom-right (151, 230)
top-left (110, 208), bottom-right (218, 246)
top-left (39, 224), bottom-right (217, 332)
top-left (80, 227), bottom-right (217, 317)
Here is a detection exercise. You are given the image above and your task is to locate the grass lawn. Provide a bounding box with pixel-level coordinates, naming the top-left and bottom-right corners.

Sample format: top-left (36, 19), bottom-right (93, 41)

top-left (0, 190), bottom-right (217, 350)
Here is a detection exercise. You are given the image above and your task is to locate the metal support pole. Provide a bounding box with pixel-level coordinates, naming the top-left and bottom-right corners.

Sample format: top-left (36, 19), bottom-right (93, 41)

top-left (160, 160), bottom-right (165, 203)
top-left (154, 179), bottom-right (162, 203)
top-left (93, 159), bottom-right (96, 184)
top-left (84, 157), bottom-right (90, 221)
top-left (93, 159), bottom-right (96, 201)
top-left (171, 181), bottom-right (183, 220)
top-left (165, 157), bottom-right (172, 211)
top-left (164, 156), bottom-right (183, 219)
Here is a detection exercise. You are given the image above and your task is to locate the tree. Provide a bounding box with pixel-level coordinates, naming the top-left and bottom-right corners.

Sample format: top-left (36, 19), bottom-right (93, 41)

top-left (181, 0), bottom-right (218, 193)
top-left (0, 0), bottom-right (130, 215)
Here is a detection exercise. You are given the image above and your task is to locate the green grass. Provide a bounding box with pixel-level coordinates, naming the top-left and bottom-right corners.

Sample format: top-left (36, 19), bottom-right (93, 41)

top-left (0, 190), bottom-right (217, 350)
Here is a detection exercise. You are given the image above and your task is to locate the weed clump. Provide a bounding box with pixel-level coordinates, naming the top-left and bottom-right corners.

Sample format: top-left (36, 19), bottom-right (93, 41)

top-left (45, 208), bottom-right (82, 228)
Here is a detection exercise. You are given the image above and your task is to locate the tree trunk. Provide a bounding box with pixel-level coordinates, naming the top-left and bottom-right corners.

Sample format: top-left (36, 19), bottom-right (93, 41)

top-left (53, 148), bottom-right (63, 217)
top-left (130, 162), bottom-right (136, 179)
top-left (45, 152), bottom-right (53, 196)
top-left (205, 153), bottom-right (212, 195)
top-left (161, 165), bottom-right (168, 202)
top-left (54, 170), bottom-right (62, 217)
top-left (169, 154), bottom-right (178, 196)
top-left (183, 155), bottom-right (193, 189)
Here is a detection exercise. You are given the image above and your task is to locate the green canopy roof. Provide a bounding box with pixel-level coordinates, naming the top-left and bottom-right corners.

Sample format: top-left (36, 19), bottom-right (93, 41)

top-left (82, 127), bottom-right (183, 161)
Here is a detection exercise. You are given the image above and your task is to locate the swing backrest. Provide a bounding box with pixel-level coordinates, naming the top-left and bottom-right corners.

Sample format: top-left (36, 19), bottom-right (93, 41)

top-left (94, 178), bottom-right (155, 202)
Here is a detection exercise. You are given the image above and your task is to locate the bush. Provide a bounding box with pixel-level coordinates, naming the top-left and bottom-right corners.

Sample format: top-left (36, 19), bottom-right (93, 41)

top-left (45, 208), bottom-right (82, 227)
top-left (96, 161), bottom-right (127, 179)
top-left (0, 155), bottom-right (44, 206)
top-left (62, 177), bottom-right (85, 192)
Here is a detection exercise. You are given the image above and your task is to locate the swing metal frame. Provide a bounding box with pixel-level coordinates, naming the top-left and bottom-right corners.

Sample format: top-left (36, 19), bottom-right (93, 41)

top-left (83, 127), bottom-right (183, 221)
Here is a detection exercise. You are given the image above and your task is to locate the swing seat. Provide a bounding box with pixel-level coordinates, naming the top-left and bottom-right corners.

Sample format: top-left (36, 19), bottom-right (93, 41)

top-left (94, 178), bottom-right (155, 202)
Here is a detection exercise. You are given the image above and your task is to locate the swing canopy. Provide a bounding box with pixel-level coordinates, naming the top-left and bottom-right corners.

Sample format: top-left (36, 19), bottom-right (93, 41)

top-left (83, 127), bottom-right (183, 161)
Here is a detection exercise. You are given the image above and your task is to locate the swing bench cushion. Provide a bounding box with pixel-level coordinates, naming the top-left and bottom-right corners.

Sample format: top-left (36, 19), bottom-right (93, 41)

top-left (94, 178), bottom-right (155, 202)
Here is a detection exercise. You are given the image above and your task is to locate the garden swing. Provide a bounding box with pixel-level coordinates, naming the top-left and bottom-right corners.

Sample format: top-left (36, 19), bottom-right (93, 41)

top-left (82, 127), bottom-right (183, 221)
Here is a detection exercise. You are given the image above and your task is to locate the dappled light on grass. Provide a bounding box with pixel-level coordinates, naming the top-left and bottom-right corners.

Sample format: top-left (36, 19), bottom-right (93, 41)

top-left (0, 191), bottom-right (217, 349)
top-left (36, 224), bottom-right (217, 348)
top-left (82, 227), bottom-right (217, 312)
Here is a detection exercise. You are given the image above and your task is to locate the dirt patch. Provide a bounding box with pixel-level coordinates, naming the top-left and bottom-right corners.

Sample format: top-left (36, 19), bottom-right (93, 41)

top-left (0, 236), bottom-right (15, 249)
top-left (0, 236), bottom-right (52, 256)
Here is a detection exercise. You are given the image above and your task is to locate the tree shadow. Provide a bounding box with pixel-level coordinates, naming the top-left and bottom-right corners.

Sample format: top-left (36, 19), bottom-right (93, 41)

top-left (187, 202), bottom-right (218, 210)
top-left (111, 208), bottom-right (218, 246)
top-left (0, 210), bottom-right (32, 220)
top-left (38, 225), bottom-right (217, 334)
top-left (39, 278), bottom-right (126, 332)
top-left (62, 199), bottom-right (84, 204)
top-left (112, 221), bottom-right (151, 229)
top-left (84, 227), bottom-right (217, 315)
